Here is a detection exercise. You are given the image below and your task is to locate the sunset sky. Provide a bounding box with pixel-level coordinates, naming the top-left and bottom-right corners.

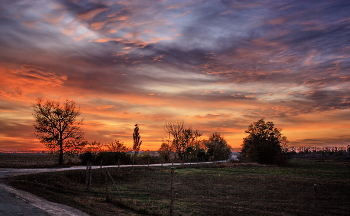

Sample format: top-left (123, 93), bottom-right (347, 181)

top-left (1, 0), bottom-right (350, 152)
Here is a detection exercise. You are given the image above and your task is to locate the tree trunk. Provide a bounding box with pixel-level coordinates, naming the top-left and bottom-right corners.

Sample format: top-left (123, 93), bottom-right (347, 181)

top-left (59, 140), bottom-right (64, 165)
top-left (85, 161), bottom-right (92, 190)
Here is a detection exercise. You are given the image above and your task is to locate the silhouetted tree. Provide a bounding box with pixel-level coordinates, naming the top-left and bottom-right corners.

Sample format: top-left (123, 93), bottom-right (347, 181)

top-left (84, 141), bottom-right (104, 153)
top-left (158, 142), bottom-right (173, 162)
top-left (183, 128), bottom-right (202, 160)
top-left (133, 124), bottom-right (142, 154)
top-left (204, 133), bottom-right (231, 161)
top-left (106, 140), bottom-right (127, 151)
top-left (33, 98), bottom-right (85, 165)
top-left (165, 120), bottom-right (185, 159)
top-left (107, 140), bottom-right (129, 168)
top-left (241, 119), bottom-right (288, 165)
top-left (79, 141), bottom-right (103, 164)
top-left (280, 136), bottom-right (289, 153)
top-left (164, 120), bottom-right (202, 160)
top-left (133, 124), bottom-right (142, 165)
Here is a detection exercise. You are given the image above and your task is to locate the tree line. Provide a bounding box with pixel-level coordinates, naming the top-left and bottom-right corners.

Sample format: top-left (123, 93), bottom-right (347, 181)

top-left (32, 99), bottom-right (289, 166)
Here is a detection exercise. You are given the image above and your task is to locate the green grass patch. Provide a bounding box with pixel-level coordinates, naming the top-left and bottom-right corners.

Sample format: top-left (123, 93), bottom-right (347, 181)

top-left (5, 159), bottom-right (350, 216)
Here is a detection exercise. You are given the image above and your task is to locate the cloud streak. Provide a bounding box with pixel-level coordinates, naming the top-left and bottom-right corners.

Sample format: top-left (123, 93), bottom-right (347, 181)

top-left (0, 0), bottom-right (349, 151)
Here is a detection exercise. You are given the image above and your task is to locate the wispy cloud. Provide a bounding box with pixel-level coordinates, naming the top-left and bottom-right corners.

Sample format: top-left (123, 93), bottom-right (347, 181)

top-left (0, 0), bottom-right (349, 151)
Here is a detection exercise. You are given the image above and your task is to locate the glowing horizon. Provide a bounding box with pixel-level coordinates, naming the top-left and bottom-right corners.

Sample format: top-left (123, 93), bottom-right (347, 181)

top-left (1, 0), bottom-right (350, 152)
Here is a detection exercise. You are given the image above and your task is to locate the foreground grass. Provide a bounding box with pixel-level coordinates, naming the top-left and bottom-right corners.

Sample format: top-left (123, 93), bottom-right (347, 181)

top-left (5, 158), bottom-right (350, 216)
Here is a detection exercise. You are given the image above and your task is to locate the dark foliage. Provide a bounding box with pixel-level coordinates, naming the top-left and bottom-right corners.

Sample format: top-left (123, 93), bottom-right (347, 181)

top-left (241, 119), bottom-right (288, 165)
top-left (79, 151), bottom-right (132, 165)
top-left (204, 133), bottom-right (232, 161)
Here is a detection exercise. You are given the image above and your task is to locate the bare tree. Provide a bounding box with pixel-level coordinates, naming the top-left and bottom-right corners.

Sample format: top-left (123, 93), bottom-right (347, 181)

top-left (32, 98), bottom-right (85, 165)
top-left (182, 129), bottom-right (202, 159)
top-left (84, 141), bottom-right (104, 153)
top-left (165, 120), bottom-right (185, 159)
top-left (164, 120), bottom-right (202, 160)
top-left (107, 140), bottom-right (129, 152)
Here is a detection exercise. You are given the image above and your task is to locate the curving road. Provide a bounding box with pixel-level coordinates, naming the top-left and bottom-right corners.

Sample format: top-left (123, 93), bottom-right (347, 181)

top-left (0, 167), bottom-right (89, 216)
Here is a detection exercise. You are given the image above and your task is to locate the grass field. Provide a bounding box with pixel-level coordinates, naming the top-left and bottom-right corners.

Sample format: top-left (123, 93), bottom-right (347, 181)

top-left (0, 153), bottom-right (80, 168)
top-left (0, 153), bottom-right (57, 168)
top-left (4, 158), bottom-right (350, 216)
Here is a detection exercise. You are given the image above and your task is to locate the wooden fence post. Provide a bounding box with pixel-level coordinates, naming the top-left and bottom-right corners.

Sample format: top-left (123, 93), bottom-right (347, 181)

top-left (85, 160), bottom-right (92, 190)
top-left (105, 168), bottom-right (122, 200)
top-left (105, 169), bottom-right (110, 202)
top-left (170, 167), bottom-right (175, 216)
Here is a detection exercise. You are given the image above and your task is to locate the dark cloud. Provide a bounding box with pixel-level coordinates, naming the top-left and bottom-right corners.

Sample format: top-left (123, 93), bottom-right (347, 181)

top-left (292, 135), bottom-right (350, 147)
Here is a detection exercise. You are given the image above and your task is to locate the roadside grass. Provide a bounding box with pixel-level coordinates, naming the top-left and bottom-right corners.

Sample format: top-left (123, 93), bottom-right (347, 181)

top-left (4, 158), bottom-right (350, 216)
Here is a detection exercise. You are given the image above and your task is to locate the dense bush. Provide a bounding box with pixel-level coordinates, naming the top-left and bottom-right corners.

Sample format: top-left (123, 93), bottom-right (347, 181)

top-left (204, 133), bottom-right (232, 161)
top-left (79, 152), bottom-right (132, 165)
top-left (136, 154), bottom-right (163, 165)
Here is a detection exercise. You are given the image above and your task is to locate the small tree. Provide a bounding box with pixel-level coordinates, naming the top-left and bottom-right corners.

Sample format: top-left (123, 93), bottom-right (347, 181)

top-left (79, 141), bottom-right (103, 164)
top-left (107, 140), bottom-right (128, 152)
top-left (158, 142), bottom-right (173, 162)
top-left (280, 136), bottom-right (289, 153)
top-left (133, 124), bottom-right (142, 165)
top-left (182, 128), bottom-right (202, 160)
top-left (241, 119), bottom-right (288, 165)
top-left (84, 141), bottom-right (104, 153)
top-left (204, 133), bottom-right (231, 161)
top-left (106, 140), bottom-right (129, 168)
top-left (33, 98), bottom-right (85, 165)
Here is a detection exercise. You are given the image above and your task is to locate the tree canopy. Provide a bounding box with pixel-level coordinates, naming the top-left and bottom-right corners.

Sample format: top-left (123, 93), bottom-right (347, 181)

top-left (241, 119), bottom-right (288, 165)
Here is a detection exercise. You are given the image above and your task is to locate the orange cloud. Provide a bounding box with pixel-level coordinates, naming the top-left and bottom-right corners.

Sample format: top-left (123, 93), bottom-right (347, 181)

top-left (0, 65), bottom-right (67, 101)
top-left (96, 105), bottom-right (114, 110)
top-left (91, 21), bottom-right (105, 30)
top-left (78, 8), bottom-right (108, 21)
